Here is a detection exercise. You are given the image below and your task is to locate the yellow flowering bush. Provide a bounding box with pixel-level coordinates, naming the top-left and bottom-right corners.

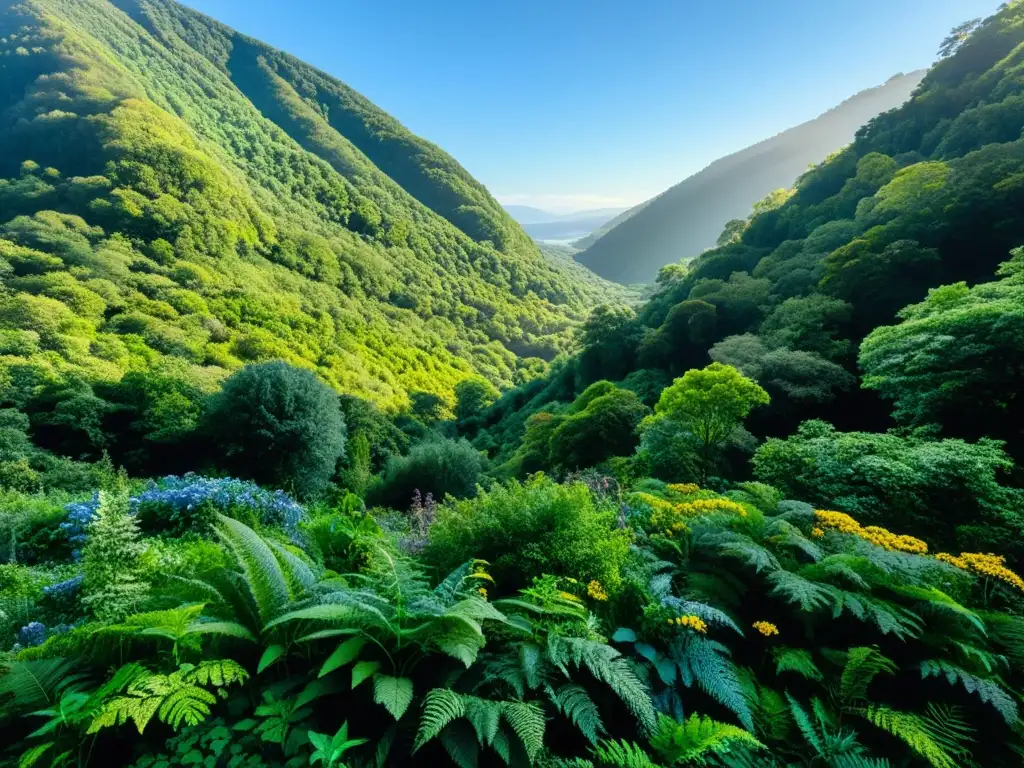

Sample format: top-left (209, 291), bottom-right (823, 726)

top-left (813, 510), bottom-right (928, 554)
top-left (667, 615), bottom-right (707, 633)
top-left (936, 552), bottom-right (1024, 592)
top-left (752, 621), bottom-right (779, 637)
top-left (638, 492), bottom-right (748, 537)
top-left (587, 579), bottom-right (609, 601)
top-left (666, 483), bottom-right (701, 495)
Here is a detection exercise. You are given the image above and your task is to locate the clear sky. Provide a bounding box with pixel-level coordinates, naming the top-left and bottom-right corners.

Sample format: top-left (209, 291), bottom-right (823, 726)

top-left (180, 0), bottom-right (1001, 212)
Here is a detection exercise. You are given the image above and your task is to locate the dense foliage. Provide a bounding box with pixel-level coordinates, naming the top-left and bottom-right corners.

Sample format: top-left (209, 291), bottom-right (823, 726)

top-left (3, 3), bottom-right (1024, 767)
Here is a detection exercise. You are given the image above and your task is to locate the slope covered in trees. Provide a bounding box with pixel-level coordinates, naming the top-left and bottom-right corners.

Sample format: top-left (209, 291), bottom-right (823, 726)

top-left (0, 0), bottom-right (626, 421)
top-left (577, 71), bottom-right (926, 284)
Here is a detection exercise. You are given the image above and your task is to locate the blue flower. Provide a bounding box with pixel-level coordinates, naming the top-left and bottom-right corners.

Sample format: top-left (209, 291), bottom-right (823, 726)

top-left (62, 475), bottom-right (306, 547)
top-left (43, 574), bottom-right (84, 598)
top-left (17, 622), bottom-right (47, 648)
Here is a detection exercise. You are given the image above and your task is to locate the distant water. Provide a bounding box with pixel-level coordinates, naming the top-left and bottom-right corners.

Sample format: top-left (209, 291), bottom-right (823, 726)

top-left (539, 236), bottom-right (585, 246)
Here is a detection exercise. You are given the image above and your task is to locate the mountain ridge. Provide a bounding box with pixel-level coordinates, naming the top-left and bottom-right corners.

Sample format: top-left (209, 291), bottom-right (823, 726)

top-left (576, 70), bottom-right (927, 283)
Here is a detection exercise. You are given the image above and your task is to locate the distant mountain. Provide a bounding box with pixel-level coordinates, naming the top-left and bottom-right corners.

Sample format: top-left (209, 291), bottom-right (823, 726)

top-left (503, 206), bottom-right (628, 242)
top-left (571, 200), bottom-right (654, 250)
top-left (577, 71), bottom-right (927, 284)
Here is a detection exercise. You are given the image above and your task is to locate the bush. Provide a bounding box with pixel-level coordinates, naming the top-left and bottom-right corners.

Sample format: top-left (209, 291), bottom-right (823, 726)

top-left (549, 385), bottom-right (649, 471)
top-left (368, 438), bottom-right (484, 509)
top-left (425, 475), bottom-right (632, 593)
top-left (203, 361), bottom-right (347, 499)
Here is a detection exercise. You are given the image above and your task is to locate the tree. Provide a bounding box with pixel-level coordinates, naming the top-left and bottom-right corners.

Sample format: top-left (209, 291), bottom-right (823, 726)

top-left (938, 18), bottom-right (983, 58)
top-left (82, 489), bottom-right (149, 621)
top-left (454, 377), bottom-right (499, 425)
top-left (369, 438), bottom-right (484, 509)
top-left (859, 250), bottom-right (1024, 455)
top-left (549, 386), bottom-right (649, 471)
top-left (651, 363), bottom-right (769, 484)
top-left (203, 361), bottom-right (347, 499)
top-left (716, 219), bottom-right (747, 247)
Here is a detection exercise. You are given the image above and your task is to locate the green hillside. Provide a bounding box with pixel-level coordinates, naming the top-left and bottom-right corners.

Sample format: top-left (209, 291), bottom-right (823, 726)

top-left (0, 0), bottom-right (625, 417)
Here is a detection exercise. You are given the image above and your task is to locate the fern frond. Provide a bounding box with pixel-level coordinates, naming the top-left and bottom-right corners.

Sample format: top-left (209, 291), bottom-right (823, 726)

top-left (890, 585), bottom-right (985, 635)
top-left (440, 719), bottom-right (480, 768)
top-left (415, 689), bottom-right (466, 751)
top-left (773, 648), bottom-right (823, 682)
top-left (919, 660), bottom-right (1018, 725)
top-left (548, 637), bottom-right (656, 732)
top-left (766, 570), bottom-right (835, 612)
top-left (719, 539), bottom-right (781, 574)
top-left (0, 659), bottom-right (84, 714)
top-left (549, 684), bottom-right (605, 744)
top-left (215, 515), bottom-right (290, 625)
top-left (857, 705), bottom-right (962, 768)
top-left (659, 596), bottom-right (742, 635)
top-left (502, 700), bottom-right (546, 762)
top-left (649, 712), bottom-right (764, 764)
top-left (785, 694), bottom-right (824, 757)
top-left (463, 696), bottom-right (503, 747)
top-left (671, 635), bottom-right (753, 731)
top-left (590, 739), bottom-right (662, 768)
top-left (839, 647), bottom-right (897, 704)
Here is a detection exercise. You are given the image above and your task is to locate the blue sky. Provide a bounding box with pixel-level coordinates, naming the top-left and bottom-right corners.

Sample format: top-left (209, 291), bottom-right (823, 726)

top-left (182, 0), bottom-right (1001, 212)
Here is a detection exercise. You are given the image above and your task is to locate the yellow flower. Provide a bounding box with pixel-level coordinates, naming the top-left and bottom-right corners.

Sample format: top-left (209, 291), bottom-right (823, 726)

top-left (814, 510), bottom-right (928, 554)
top-left (586, 580), bottom-right (609, 601)
top-left (673, 615), bottom-right (707, 633)
top-left (476, 587), bottom-right (488, 599)
top-left (937, 552), bottom-right (1024, 592)
top-left (752, 621), bottom-right (779, 637)
top-left (666, 483), bottom-right (701, 495)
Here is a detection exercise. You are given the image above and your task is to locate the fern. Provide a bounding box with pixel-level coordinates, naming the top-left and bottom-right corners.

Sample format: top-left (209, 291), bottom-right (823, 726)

top-left (766, 570), bottom-right (835, 612)
top-left (415, 689), bottom-right (466, 751)
top-left (0, 659), bottom-right (84, 715)
top-left (590, 740), bottom-right (662, 768)
top-left (773, 648), bottom-right (823, 682)
top-left (671, 635), bottom-right (754, 731)
top-left (785, 694), bottom-right (824, 757)
top-left (919, 660), bottom-right (1018, 725)
top-left (547, 636), bottom-right (657, 732)
top-left (549, 684), bottom-right (605, 744)
top-left (87, 660), bottom-right (247, 734)
top-left (659, 596), bottom-right (742, 635)
top-left (215, 515), bottom-right (292, 625)
top-left (648, 713), bottom-right (765, 764)
top-left (857, 705), bottom-right (967, 768)
top-left (502, 700), bottom-right (546, 761)
top-left (839, 647), bottom-right (897, 704)
top-left (440, 720), bottom-right (479, 768)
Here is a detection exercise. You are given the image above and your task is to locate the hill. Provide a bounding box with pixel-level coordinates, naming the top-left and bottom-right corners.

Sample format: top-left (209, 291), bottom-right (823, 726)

top-left (0, 0), bottom-right (626, 417)
top-left (576, 71), bottom-right (926, 283)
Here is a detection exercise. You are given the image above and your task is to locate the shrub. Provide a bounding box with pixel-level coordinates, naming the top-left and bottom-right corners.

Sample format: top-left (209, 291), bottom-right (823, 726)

top-left (368, 438), bottom-right (484, 509)
top-left (425, 475), bottom-right (632, 593)
top-left (549, 385), bottom-right (649, 471)
top-left (203, 361), bottom-right (347, 499)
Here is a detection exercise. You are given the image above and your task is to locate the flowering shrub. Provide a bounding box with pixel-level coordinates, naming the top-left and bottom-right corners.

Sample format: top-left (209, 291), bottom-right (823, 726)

top-left (16, 621), bottom-right (46, 648)
top-left (61, 475), bottom-right (306, 546)
top-left (936, 552), bottom-right (1024, 592)
top-left (814, 509), bottom-right (928, 554)
top-left (632, 489), bottom-right (748, 537)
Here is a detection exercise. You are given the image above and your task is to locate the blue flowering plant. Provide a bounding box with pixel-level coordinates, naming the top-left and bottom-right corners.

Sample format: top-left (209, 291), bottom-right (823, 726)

top-left (61, 475), bottom-right (306, 545)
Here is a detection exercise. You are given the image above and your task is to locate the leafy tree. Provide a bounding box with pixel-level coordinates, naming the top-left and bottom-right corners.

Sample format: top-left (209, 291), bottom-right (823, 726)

top-left (454, 377), bottom-right (499, 425)
top-left (650, 363), bottom-right (769, 483)
top-left (369, 438), bottom-right (484, 508)
top-left (753, 419), bottom-right (1024, 553)
top-left (860, 250), bottom-right (1024, 455)
top-left (938, 17), bottom-right (983, 58)
top-left (203, 362), bottom-right (346, 499)
top-left (549, 386), bottom-right (649, 471)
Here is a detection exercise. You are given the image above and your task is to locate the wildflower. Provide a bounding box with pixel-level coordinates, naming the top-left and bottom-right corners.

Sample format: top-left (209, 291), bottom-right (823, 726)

top-left (666, 483), bottom-right (701, 495)
top-left (673, 615), bottom-right (707, 633)
top-left (586, 580), bottom-right (608, 601)
top-left (814, 510), bottom-right (928, 554)
top-left (477, 587), bottom-right (488, 599)
top-left (936, 552), bottom-right (1024, 592)
top-left (810, 527), bottom-right (825, 539)
top-left (752, 621), bottom-right (779, 637)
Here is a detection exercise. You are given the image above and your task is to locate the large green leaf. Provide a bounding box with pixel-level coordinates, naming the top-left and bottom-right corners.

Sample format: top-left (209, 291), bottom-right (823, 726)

top-left (319, 638), bottom-right (367, 678)
top-left (373, 675), bottom-right (415, 720)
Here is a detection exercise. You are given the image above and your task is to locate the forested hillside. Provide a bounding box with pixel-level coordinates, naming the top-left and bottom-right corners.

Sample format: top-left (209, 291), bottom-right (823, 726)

top-left (577, 71), bottom-right (925, 284)
top-left (2, 3), bottom-right (1024, 768)
top-left (0, 0), bottom-right (626, 420)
